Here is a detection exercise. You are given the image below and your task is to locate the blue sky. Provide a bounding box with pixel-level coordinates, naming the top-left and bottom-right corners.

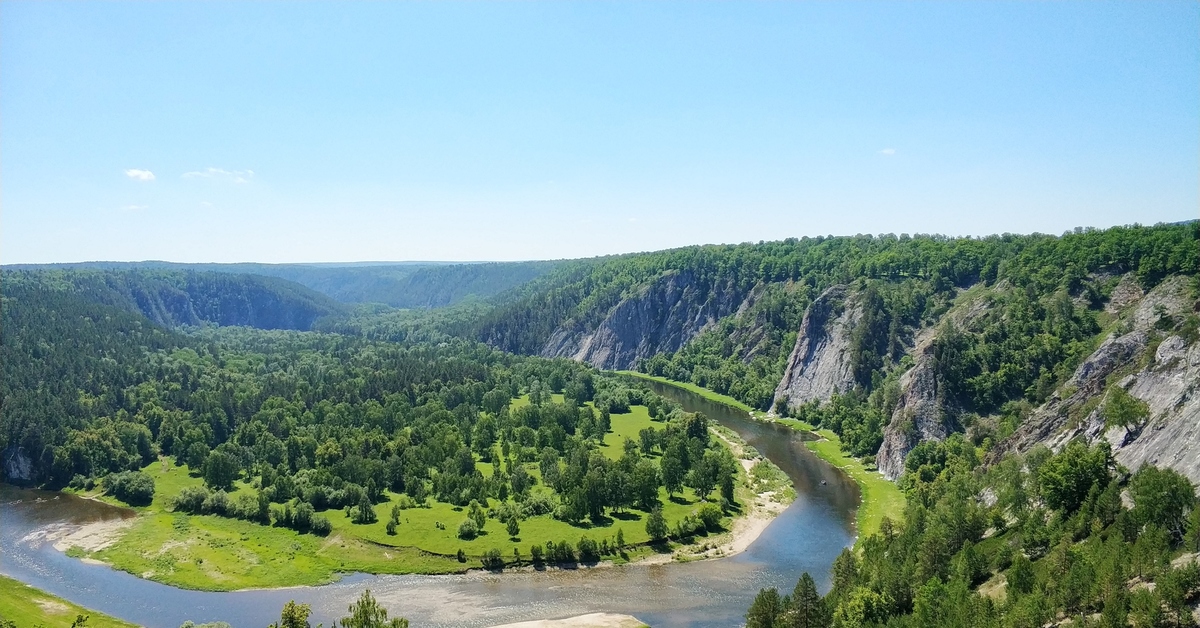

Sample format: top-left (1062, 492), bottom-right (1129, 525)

top-left (2, 1), bottom-right (1196, 263)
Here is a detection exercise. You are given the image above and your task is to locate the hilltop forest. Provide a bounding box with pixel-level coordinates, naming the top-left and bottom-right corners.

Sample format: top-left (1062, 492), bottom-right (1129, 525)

top-left (2, 221), bottom-right (1199, 626)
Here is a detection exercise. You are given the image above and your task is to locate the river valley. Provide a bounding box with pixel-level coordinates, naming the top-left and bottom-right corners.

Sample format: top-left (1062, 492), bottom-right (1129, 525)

top-left (2, 384), bottom-right (858, 628)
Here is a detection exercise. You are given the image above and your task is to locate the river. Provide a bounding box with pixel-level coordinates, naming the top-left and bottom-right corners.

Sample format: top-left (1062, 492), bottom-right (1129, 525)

top-left (1, 383), bottom-right (858, 628)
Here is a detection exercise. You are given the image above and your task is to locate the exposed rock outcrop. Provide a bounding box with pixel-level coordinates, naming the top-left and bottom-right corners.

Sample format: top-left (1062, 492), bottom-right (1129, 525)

top-left (989, 275), bottom-right (1200, 485)
top-left (773, 285), bottom-right (861, 411)
top-left (539, 270), bottom-right (751, 371)
top-left (876, 330), bottom-right (955, 480)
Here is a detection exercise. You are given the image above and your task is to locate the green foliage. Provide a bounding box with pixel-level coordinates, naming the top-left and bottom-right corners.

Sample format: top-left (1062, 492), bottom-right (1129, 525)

top-left (268, 601), bottom-right (312, 628)
top-left (337, 590), bottom-right (408, 628)
top-left (645, 507), bottom-right (668, 541)
top-left (743, 442), bottom-right (1200, 628)
top-left (1036, 441), bottom-right (1112, 514)
top-left (1102, 386), bottom-right (1149, 429)
top-left (105, 470), bottom-right (156, 506)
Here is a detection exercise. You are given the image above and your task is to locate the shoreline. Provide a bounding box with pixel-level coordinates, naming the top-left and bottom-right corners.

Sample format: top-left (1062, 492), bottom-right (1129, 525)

top-left (487, 613), bottom-right (647, 628)
top-left (617, 371), bottom-right (905, 542)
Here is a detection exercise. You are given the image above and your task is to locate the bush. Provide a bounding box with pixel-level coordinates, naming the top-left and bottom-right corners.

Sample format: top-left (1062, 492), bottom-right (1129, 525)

top-left (173, 486), bottom-right (210, 513)
top-left (105, 471), bottom-right (155, 506)
top-left (202, 490), bottom-right (230, 516)
top-left (457, 518), bottom-right (479, 540)
top-left (697, 503), bottom-right (724, 531)
top-left (309, 515), bottom-right (332, 536)
top-left (482, 548), bottom-right (504, 570)
top-left (577, 536), bottom-right (600, 563)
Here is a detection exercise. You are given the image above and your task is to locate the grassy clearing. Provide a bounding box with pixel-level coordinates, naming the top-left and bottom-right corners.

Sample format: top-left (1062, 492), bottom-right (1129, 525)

top-left (614, 372), bottom-right (757, 414)
top-left (773, 418), bottom-right (905, 539)
top-left (616, 373), bottom-right (905, 543)
top-left (81, 396), bottom-right (742, 590)
top-left (0, 574), bottom-right (138, 628)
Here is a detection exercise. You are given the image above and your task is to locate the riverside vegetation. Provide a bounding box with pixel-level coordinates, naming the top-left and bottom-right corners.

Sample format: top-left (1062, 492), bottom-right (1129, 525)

top-left (2, 222), bottom-right (1198, 625)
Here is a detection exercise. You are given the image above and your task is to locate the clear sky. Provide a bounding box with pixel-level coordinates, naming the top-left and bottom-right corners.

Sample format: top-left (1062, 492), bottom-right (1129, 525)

top-left (2, 1), bottom-right (1196, 264)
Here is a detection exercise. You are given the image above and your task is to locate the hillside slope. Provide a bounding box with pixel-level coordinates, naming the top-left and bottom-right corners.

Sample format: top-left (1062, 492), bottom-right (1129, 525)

top-left (3, 269), bottom-right (344, 331)
top-left (7, 261), bottom-right (561, 308)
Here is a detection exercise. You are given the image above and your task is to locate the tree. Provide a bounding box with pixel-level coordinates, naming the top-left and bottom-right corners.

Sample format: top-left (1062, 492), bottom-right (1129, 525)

top-left (661, 453), bottom-right (685, 498)
top-left (745, 588), bottom-right (784, 628)
top-left (1104, 387), bottom-right (1150, 429)
top-left (1129, 464), bottom-right (1197, 541)
top-left (457, 518), bottom-right (479, 540)
top-left (506, 517), bottom-right (520, 539)
top-left (1037, 442), bottom-right (1111, 514)
top-left (203, 450), bottom-right (239, 491)
top-left (782, 572), bottom-right (827, 628)
top-left (352, 493), bottom-right (378, 524)
top-left (269, 601), bottom-right (312, 628)
top-left (338, 590), bottom-right (408, 628)
top-left (631, 460), bottom-right (661, 511)
top-left (645, 507), bottom-right (668, 541)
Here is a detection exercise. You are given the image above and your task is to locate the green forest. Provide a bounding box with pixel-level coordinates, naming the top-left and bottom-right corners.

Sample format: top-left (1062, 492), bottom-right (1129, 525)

top-left (741, 437), bottom-right (1200, 628)
top-left (2, 221), bottom-right (1198, 626)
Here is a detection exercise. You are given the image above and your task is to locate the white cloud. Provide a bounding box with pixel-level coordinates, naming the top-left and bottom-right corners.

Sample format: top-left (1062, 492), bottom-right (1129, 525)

top-left (878, 148), bottom-right (896, 156)
top-left (124, 168), bottom-right (156, 181)
top-left (199, 201), bottom-right (213, 207)
top-left (183, 167), bottom-right (255, 183)
top-left (121, 204), bottom-right (149, 211)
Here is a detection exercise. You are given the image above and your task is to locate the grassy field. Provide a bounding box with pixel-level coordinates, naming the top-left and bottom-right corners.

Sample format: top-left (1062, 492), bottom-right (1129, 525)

top-left (0, 574), bottom-right (138, 628)
top-left (616, 373), bottom-right (906, 542)
top-left (76, 396), bottom-right (741, 591)
top-left (775, 418), bottom-right (906, 539)
top-left (615, 372), bottom-right (757, 414)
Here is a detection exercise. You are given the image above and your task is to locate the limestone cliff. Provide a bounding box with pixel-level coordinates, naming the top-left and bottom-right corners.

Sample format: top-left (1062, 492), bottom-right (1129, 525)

top-left (773, 285), bottom-right (861, 411)
top-left (539, 270), bottom-right (752, 371)
top-left (989, 275), bottom-right (1200, 485)
top-left (875, 334), bottom-right (953, 480)
top-left (875, 291), bottom-right (991, 480)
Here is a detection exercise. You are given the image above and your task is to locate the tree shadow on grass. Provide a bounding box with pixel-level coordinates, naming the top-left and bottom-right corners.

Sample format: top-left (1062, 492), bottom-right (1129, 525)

top-left (668, 495), bottom-right (695, 506)
top-left (610, 511), bottom-right (640, 521)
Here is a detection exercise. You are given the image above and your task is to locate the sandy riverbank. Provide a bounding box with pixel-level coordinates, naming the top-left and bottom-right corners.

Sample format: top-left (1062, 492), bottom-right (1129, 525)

top-left (488, 613), bottom-right (647, 628)
top-left (50, 517), bottom-right (134, 553)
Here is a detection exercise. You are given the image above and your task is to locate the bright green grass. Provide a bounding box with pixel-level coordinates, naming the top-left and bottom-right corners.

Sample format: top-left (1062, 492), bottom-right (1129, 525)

top-left (0, 574), bottom-right (138, 628)
top-left (615, 373), bottom-right (905, 542)
top-left (615, 371), bottom-right (756, 413)
top-left (85, 397), bottom-right (730, 590)
top-left (774, 418), bottom-right (906, 540)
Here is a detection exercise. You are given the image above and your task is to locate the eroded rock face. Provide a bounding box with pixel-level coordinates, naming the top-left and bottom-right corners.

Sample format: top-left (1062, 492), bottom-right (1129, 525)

top-left (539, 270), bottom-right (751, 371)
top-left (988, 330), bottom-right (1150, 461)
top-left (3, 447), bottom-right (33, 483)
top-left (989, 276), bottom-right (1200, 485)
top-left (876, 337), bottom-right (954, 480)
top-left (773, 285), bottom-right (860, 411)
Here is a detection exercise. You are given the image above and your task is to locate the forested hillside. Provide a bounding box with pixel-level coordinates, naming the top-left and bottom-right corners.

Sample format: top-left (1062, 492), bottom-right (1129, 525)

top-left (741, 438), bottom-right (1200, 628)
top-left (8, 260), bottom-right (561, 309)
top-left (462, 223), bottom-right (1199, 483)
top-left (2, 271), bottom-right (743, 581)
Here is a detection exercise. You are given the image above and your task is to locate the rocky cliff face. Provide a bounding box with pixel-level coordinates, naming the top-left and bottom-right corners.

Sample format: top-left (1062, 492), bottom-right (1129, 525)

top-left (875, 329), bottom-right (955, 480)
top-left (773, 285), bottom-right (861, 411)
top-left (989, 275), bottom-right (1200, 484)
top-left (874, 292), bottom-right (992, 480)
top-left (539, 270), bottom-right (751, 371)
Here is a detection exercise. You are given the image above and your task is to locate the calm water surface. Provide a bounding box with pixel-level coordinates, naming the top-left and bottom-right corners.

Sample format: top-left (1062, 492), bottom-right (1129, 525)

top-left (1, 384), bottom-right (857, 628)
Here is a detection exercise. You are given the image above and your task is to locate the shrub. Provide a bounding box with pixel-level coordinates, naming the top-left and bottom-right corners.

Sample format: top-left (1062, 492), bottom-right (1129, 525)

top-left (482, 548), bottom-right (504, 570)
top-left (309, 515), bottom-right (332, 536)
top-left (457, 518), bottom-right (479, 540)
top-left (173, 486), bottom-right (210, 513)
top-left (105, 471), bottom-right (155, 506)
top-left (698, 503), bottom-right (724, 531)
top-left (202, 490), bottom-right (230, 516)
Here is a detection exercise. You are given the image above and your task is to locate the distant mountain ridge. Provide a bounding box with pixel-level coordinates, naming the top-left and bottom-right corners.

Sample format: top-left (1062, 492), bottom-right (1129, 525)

top-left (5, 260), bottom-right (562, 309)
top-left (2, 269), bottom-right (344, 331)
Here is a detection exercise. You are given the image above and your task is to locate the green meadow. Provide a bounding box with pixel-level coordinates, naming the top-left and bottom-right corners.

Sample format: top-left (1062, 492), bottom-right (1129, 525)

top-left (78, 397), bottom-right (736, 591)
top-left (0, 575), bottom-right (138, 628)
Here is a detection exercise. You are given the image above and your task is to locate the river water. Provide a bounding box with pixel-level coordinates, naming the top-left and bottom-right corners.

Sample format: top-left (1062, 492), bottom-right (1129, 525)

top-left (1, 384), bottom-right (857, 628)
